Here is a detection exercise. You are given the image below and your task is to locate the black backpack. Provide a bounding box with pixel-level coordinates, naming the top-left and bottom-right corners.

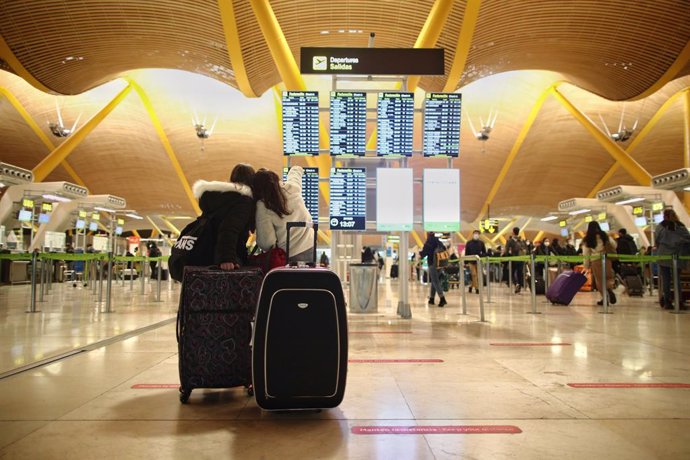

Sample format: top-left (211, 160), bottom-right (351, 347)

top-left (169, 213), bottom-right (218, 282)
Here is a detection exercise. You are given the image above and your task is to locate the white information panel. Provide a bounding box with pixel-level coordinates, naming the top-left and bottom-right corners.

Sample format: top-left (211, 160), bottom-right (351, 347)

top-left (92, 236), bottom-right (109, 252)
top-left (44, 231), bottom-right (66, 250)
top-left (423, 169), bottom-right (461, 232)
top-left (376, 168), bottom-right (413, 231)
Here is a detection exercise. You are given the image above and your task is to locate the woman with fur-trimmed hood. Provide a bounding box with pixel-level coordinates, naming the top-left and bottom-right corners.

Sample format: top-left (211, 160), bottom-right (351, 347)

top-left (191, 163), bottom-right (255, 270)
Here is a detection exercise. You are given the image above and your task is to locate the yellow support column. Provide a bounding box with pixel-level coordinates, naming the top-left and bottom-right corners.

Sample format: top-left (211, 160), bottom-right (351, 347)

top-left (33, 84), bottom-right (133, 182)
top-left (442, 0), bottom-right (482, 92)
top-left (533, 230), bottom-right (545, 242)
top-left (411, 230), bottom-right (425, 248)
top-left (455, 232), bottom-right (467, 244)
top-left (491, 219), bottom-right (517, 243)
top-left (217, 0), bottom-right (257, 97)
top-left (0, 35), bottom-right (55, 94)
top-left (159, 216), bottom-right (181, 237)
top-left (476, 84), bottom-right (554, 221)
top-left (0, 87), bottom-right (86, 186)
top-left (551, 87), bottom-right (651, 185)
top-left (127, 79), bottom-right (201, 216)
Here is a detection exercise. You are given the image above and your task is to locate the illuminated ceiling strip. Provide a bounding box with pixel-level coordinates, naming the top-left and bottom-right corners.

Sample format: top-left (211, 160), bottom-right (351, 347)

top-left (586, 88), bottom-right (690, 198)
top-left (476, 84), bottom-right (555, 222)
top-left (442, 0), bottom-right (482, 92)
top-left (551, 87), bottom-right (651, 185)
top-left (32, 83), bottom-right (133, 182)
top-left (159, 216), bottom-right (181, 236)
top-left (217, 0), bottom-right (257, 98)
top-left (126, 78), bottom-right (201, 216)
top-left (366, 0), bottom-right (457, 152)
top-left (628, 39), bottom-right (690, 101)
top-left (0, 34), bottom-right (55, 94)
top-left (0, 87), bottom-right (86, 186)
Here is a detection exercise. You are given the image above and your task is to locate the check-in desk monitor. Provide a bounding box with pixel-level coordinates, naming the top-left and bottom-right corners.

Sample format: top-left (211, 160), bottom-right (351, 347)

top-left (329, 167), bottom-right (366, 230)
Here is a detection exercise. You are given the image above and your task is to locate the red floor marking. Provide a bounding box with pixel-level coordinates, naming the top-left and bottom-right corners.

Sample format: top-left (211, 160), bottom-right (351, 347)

top-left (348, 359), bottom-right (443, 363)
top-left (352, 425), bottom-right (522, 435)
top-left (568, 383), bottom-right (690, 389)
top-left (490, 342), bottom-right (572, 347)
top-left (349, 331), bottom-right (414, 334)
top-left (131, 384), bottom-right (179, 389)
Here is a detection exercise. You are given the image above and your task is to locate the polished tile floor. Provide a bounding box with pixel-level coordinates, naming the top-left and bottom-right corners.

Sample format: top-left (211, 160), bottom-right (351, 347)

top-left (0, 276), bottom-right (689, 459)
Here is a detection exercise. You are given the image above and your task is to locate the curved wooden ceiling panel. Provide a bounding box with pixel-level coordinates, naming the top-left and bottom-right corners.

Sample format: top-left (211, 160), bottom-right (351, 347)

top-left (2, 0), bottom-right (688, 100)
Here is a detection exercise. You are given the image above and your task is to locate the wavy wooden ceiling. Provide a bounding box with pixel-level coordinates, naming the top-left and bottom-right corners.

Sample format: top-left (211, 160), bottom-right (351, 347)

top-left (1, 1), bottom-right (689, 98)
top-left (1, 0), bottom-right (690, 224)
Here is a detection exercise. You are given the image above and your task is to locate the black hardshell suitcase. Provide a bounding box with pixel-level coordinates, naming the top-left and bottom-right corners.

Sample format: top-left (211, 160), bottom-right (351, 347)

top-left (177, 266), bottom-right (262, 403)
top-left (253, 222), bottom-right (348, 410)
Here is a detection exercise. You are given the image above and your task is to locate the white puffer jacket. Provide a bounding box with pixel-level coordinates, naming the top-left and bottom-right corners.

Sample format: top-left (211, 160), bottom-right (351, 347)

top-left (255, 166), bottom-right (314, 258)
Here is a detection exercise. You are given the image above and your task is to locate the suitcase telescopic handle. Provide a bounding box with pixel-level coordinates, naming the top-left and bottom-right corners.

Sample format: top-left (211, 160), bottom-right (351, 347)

top-left (286, 222), bottom-right (318, 265)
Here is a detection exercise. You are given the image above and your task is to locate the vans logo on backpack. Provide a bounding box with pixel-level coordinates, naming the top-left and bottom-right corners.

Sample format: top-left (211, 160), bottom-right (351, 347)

top-left (173, 236), bottom-right (197, 251)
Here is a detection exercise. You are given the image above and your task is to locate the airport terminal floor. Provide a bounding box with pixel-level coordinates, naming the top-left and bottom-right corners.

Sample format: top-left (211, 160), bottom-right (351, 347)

top-left (0, 275), bottom-right (689, 459)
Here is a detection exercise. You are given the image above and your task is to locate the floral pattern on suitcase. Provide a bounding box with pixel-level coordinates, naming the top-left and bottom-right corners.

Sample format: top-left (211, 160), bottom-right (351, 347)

top-left (178, 267), bottom-right (262, 401)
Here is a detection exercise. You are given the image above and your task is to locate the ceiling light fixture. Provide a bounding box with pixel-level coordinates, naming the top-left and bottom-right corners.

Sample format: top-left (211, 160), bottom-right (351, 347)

top-left (94, 206), bottom-right (116, 213)
top-left (124, 213), bottom-right (144, 220)
top-left (615, 197), bottom-right (645, 205)
top-left (42, 194), bottom-right (72, 203)
top-left (568, 209), bottom-right (591, 216)
top-left (540, 216), bottom-right (558, 222)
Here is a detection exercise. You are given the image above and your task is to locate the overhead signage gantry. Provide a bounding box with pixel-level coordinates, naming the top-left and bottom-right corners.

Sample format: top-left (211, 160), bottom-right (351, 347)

top-left (597, 183), bottom-right (689, 230)
top-left (0, 162), bottom-right (33, 187)
top-left (300, 47), bottom-right (444, 75)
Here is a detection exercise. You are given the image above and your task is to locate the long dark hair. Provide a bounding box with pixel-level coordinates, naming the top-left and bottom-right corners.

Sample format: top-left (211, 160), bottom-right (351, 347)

top-left (253, 169), bottom-right (290, 217)
top-left (583, 221), bottom-right (609, 249)
top-left (230, 163), bottom-right (255, 187)
top-left (661, 209), bottom-right (682, 231)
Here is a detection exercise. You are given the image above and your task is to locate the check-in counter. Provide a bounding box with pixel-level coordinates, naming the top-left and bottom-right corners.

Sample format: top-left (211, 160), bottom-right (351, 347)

top-left (9, 260), bottom-right (30, 284)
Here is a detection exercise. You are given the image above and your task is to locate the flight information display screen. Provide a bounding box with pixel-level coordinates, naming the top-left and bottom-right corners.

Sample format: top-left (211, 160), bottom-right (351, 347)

top-left (282, 91), bottom-right (319, 156)
top-left (330, 91), bottom-right (367, 156)
top-left (423, 93), bottom-right (462, 157)
top-left (283, 167), bottom-right (320, 221)
top-left (329, 167), bottom-right (366, 230)
top-left (377, 92), bottom-right (414, 157)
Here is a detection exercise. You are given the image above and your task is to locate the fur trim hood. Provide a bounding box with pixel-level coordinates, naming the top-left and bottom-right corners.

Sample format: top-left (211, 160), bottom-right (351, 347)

top-left (192, 180), bottom-right (253, 199)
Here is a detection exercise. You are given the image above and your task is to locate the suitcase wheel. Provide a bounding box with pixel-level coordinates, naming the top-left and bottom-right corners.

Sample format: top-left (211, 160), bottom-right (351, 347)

top-left (179, 387), bottom-right (191, 404)
top-left (246, 384), bottom-right (254, 397)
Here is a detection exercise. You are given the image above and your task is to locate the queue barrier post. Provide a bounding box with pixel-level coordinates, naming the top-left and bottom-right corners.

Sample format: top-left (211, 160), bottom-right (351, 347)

top-left (130, 258), bottom-right (135, 290)
top-left (476, 256), bottom-right (487, 322)
top-left (508, 260), bottom-right (513, 292)
top-left (459, 257), bottom-right (468, 315)
top-left (27, 251), bottom-right (40, 313)
top-left (485, 258), bottom-right (493, 304)
top-left (140, 258), bottom-right (146, 295)
top-left (104, 252), bottom-right (114, 313)
top-left (98, 260), bottom-right (104, 304)
top-left (528, 253), bottom-right (540, 314)
top-left (39, 256), bottom-right (46, 303)
top-left (155, 260), bottom-right (162, 302)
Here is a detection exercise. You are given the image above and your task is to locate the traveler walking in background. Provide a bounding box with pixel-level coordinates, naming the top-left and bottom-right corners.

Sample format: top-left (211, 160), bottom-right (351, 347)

top-left (582, 221), bottom-right (617, 305)
top-left (464, 229), bottom-right (486, 294)
top-left (503, 227), bottom-right (527, 293)
top-left (616, 228), bottom-right (638, 255)
top-left (192, 163), bottom-right (256, 270)
top-left (420, 232), bottom-right (447, 307)
top-left (253, 166), bottom-right (314, 263)
top-left (655, 209), bottom-right (690, 309)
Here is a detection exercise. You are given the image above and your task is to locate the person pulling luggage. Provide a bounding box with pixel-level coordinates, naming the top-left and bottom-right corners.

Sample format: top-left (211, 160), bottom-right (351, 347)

top-left (420, 232), bottom-right (447, 307)
top-left (464, 229), bottom-right (486, 294)
top-left (582, 221), bottom-right (617, 305)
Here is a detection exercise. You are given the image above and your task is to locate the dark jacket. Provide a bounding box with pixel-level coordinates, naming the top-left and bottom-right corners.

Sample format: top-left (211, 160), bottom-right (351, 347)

top-left (193, 180), bottom-right (254, 266)
top-left (504, 236), bottom-right (527, 256)
top-left (655, 220), bottom-right (690, 267)
top-left (616, 234), bottom-right (638, 255)
top-left (464, 239), bottom-right (486, 260)
top-left (420, 234), bottom-right (440, 265)
top-left (534, 244), bottom-right (555, 257)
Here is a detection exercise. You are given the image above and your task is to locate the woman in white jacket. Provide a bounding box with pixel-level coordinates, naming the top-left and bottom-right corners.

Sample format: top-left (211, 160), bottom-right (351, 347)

top-left (253, 166), bottom-right (314, 262)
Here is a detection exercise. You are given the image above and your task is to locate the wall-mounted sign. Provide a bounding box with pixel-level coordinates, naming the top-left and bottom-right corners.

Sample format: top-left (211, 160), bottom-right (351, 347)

top-left (652, 202), bottom-right (664, 212)
top-left (300, 47), bottom-right (444, 75)
top-left (423, 93), bottom-right (462, 158)
top-left (376, 168), bottom-right (413, 231)
top-left (22, 198), bottom-right (33, 208)
top-left (559, 220), bottom-right (567, 228)
top-left (597, 212), bottom-right (607, 221)
top-left (423, 169), bottom-right (460, 232)
top-left (584, 216), bottom-right (593, 223)
top-left (282, 91), bottom-right (319, 156)
top-left (41, 202), bottom-right (53, 212)
top-left (632, 206), bottom-right (644, 215)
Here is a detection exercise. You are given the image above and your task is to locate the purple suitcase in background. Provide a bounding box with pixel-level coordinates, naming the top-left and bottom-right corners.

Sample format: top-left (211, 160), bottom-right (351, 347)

top-left (177, 266), bottom-right (262, 403)
top-left (546, 270), bottom-right (587, 305)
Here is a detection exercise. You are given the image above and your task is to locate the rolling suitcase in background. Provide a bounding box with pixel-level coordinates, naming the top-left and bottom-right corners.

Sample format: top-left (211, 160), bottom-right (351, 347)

top-left (253, 222), bottom-right (348, 410)
top-left (619, 264), bottom-right (643, 296)
top-left (546, 270), bottom-right (587, 305)
top-left (177, 266), bottom-right (262, 403)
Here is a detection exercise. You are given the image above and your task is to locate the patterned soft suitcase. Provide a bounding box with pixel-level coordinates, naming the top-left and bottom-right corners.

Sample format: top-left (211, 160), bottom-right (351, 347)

top-left (177, 266), bottom-right (262, 403)
top-left (546, 270), bottom-right (587, 305)
top-left (253, 222), bottom-right (348, 410)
